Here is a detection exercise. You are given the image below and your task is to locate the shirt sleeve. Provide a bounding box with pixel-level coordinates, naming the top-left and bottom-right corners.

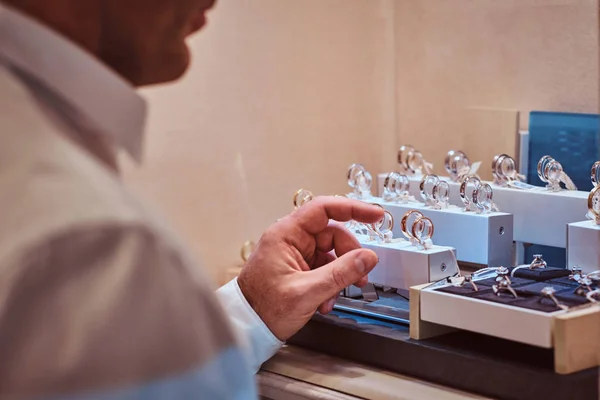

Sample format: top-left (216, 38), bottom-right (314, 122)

top-left (216, 277), bottom-right (284, 373)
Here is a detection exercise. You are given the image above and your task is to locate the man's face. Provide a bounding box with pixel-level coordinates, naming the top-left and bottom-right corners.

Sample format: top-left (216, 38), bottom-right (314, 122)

top-left (99, 0), bottom-right (216, 86)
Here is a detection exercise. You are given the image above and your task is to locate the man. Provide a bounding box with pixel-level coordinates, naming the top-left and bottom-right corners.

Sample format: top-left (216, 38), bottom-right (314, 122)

top-left (0, 0), bottom-right (382, 399)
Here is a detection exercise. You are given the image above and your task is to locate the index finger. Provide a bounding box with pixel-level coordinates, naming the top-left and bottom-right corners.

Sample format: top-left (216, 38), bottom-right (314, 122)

top-left (291, 196), bottom-right (384, 235)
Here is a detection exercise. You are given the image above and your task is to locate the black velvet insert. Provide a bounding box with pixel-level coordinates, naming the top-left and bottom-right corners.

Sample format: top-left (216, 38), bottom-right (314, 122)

top-left (508, 266), bottom-right (572, 281)
top-left (434, 272), bottom-right (594, 313)
top-left (475, 276), bottom-right (530, 288)
top-left (516, 281), bottom-right (571, 295)
top-left (436, 285), bottom-right (492, 297)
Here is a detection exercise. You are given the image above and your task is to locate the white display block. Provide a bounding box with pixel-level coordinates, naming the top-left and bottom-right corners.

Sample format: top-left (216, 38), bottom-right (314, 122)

top-left (420, 283), bottom-right (566, 348)
top-left (377, 173), bottom-right (588, 248)
top-left (367, 197), bottom-right (513, 267)
top-left (357, 236), bottom-right (458, 291)
top-left (567, 220), bottom-right (600, 274)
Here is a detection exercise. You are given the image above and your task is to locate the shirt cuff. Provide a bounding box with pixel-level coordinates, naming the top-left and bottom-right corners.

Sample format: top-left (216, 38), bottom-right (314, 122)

top-left (216, 277), bottom-right (284, 373)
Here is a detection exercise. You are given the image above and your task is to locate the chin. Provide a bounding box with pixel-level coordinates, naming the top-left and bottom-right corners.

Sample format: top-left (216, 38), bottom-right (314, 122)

top-left (136, 46), bottom-right (192, 87)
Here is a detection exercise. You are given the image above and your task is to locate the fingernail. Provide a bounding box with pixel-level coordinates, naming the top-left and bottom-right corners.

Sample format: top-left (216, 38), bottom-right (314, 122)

top-left (355, 255), bottom-right (368, 274)
top-left (355, 250), bottom-right (377, 274)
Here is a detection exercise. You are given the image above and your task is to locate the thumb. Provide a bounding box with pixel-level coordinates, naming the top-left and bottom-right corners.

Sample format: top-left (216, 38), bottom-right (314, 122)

top-left (307, 248), bottom-right (379, 305)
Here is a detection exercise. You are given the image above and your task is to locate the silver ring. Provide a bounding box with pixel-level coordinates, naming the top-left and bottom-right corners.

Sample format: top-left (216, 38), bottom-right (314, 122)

top-left (432, 181), bottom-right (450, 205)
top-left (472, 183), bottom-right (493, 212)
top-left (493, 154), bottom-right (517, 183)
top-left (355, 170), bottom-right (373, 192)
top-left (544, 159), bottom-right (563, 186)
top-left (347, 163), bottom-right (366, 188)
top-left (407, 150), bottom-right (424, 175)
top-left (591, 161), bottom-right (600, 186)
top-left (537, 156), bottom-right (554, 184)
top-left (419, 174), bottom-right (439, 203)
top-left (445, 150), bottom-right (466, 174)
top-left (540, 286), bottom-right (568, 310)
top-left (398, 145), bottom-right (415, 170)
top-left (530, 254), bottom-right (547, 269)
top-left (459, 176), bottom-right (481, 208)
top-left (393, 174), bottom-right (410, 196)
top-left (569, 266), bottom-right (584, 281)
top-left (383, 172), bottom-right (399, 200)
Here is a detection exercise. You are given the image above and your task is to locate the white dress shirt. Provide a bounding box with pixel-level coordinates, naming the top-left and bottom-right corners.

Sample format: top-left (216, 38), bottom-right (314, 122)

top-left (0, 4), bottom-right (281, 398)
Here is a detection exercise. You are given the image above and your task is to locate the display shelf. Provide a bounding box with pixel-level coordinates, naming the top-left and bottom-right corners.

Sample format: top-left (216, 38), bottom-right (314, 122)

top-left (357, 234), bottom-right (458, 293)
top-left (378, 173), bottom-right (588, 248)
top-left (367, 196), bottom-right (513, 267)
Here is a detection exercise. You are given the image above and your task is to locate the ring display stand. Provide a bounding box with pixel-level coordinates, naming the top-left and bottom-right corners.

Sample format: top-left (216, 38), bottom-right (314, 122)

top-left (377, 173), bottom-right (588, 248)
top-left (371, 196), bottom-right (514, 267)
top-left (568, 220), bottom-right (600, 274)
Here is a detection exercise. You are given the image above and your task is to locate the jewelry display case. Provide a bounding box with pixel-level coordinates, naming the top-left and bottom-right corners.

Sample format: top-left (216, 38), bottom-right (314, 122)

top-left (288, 150), bottom-right (600, 400)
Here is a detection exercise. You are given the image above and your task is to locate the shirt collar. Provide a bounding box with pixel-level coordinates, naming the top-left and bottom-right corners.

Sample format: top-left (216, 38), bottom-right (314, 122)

top-left (0, 4), bottom-right (147, 163)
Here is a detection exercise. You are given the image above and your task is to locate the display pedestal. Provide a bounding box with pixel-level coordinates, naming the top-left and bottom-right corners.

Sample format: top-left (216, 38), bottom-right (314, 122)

top-left (568, 220), bottom-right (600, 273)
top-left (373, 197), bottom-right (513, 267)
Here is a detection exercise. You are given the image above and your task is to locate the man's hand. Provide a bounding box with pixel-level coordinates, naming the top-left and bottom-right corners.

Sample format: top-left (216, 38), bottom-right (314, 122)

top-left (237, 196), bottom-right (383, 341)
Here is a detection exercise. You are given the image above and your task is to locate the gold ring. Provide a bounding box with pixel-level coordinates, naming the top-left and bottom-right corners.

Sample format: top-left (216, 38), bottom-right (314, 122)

top-left (401, 210), bottom-right (423, 240)
top-left (293, 189), bottom-right (314, 209)
top-left (412, 215), bottom-right (434, 244)
top-left (241, 241), bottom-right (255, 262)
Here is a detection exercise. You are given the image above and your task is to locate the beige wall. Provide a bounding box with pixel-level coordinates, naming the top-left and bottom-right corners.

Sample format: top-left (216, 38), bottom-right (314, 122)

top-left (395, 0), bottom-right (599, 177)
top-left (124, 0), bottom-right (598, 283)
top-left (123, 0), bottom-right (397, 283)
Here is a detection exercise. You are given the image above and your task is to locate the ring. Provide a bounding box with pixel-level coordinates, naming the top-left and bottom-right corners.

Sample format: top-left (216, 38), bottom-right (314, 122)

top-left (419, 174), bottom-right (439, 203)
top-left (383, 172), bottom-right (399, 200)
top-left (586, 289), bottom-right (600, 303)
top-left (293, 189), bottom-right (314, 209)
top-left (472, 182), bottom-right (494, 212)
top-left (407, 150), bottom-right (424, 175)
top-left (393, 174), bottom-right (410, 196)
top-left (544, 159), bottom-right (563, 186)
top-left (451, 275), bottom-right (479, 291)
top-left (445, 150), bottom-right (467, 176)
top-left (537, 156), bottom-right (554, 184)
top-left (492, 154), bottom-right (517, 184)
top-left (574, 276), bottom-right (594, 297)
top-left (240, 240), bottom-right (255, 262)
top-left (432, 181), bottom-right (450, 205)
top-left (401, 210), bottom-right (423, 240)
top-left (398, 145), bottom-right (416, 170)
top-left (492, 154), bottom-right (508, 182)
top-left (540, 286), bottom-right (568, 310)
top-left (449, 153), bottom-right (471, 181)
top-left (347, 164), bottom-right (366, 188)
top-left (355, 170), bottom-right (373, 193)
top-left (569, 266), bottom-right (584, 281)
top-left (530, 254), bottom-right (547, 269)
top-left (591, 161), bottom-right (600, 186)
top-left (493, 277), bottom-right (518, 299)
top-left (460, 176), bottom-right (481, 208)
top-left (412, 215), bottom-right (434, 244)
top-left (372, 211), bottom-right (394, 235)
top-left (588, 186), bottom-right (600, 222)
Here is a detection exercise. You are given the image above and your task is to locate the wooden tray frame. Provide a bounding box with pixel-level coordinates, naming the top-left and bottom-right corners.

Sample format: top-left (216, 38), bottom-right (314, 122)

top-left (410, 283), bottom-right (600, 374)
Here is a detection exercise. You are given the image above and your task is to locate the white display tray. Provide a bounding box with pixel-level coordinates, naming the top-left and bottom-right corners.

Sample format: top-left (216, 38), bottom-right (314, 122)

top-left (419, 277), bottom-right (568, 348)
top-left (369, 196), bottom-right (513, 267)
top-left (377, 173), bottom-right (588, 248)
